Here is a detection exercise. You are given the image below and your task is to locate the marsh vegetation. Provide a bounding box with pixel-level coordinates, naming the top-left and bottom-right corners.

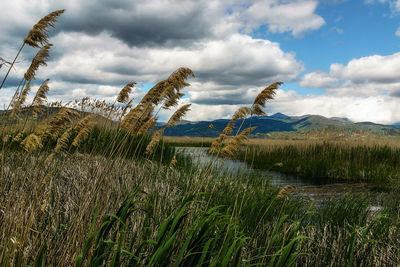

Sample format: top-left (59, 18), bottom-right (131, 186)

top-left (0, 9), bottom-right (400, 267)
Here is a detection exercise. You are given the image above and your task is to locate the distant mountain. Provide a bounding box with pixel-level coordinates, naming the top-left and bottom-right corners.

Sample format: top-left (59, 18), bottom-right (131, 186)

top-left (329, 117), bottom-right (352, 123)
top-left (163, 113), bottom-right (400, 137)
top-left (269, 112), bottom-right (291, 120)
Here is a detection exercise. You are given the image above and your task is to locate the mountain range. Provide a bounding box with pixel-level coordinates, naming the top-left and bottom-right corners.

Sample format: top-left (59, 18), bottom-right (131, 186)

top-left (162, 113), bottom-right (400, 137)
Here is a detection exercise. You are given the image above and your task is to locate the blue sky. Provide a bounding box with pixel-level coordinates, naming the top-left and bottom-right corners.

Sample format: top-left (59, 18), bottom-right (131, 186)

top-left (264, 1), bottom-right (400, 95)
top-left (2, 0), bottom-right (400, 123)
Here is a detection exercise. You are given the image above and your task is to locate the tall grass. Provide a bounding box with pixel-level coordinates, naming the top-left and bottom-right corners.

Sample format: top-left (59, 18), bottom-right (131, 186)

top-left (236, 141), bottom-right (400, 186)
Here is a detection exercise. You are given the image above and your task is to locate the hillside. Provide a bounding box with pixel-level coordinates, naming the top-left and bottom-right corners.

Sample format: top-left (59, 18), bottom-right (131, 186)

top-left (163, 113), bottom-right (400, 137)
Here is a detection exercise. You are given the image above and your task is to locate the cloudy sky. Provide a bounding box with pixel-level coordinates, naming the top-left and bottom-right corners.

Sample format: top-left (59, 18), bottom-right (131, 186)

top-left (1, 0), bottom-right (400, 123)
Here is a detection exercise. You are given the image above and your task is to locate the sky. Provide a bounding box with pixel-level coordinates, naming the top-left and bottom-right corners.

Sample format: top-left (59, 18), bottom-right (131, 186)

top-left (1, 0), bottom-right (400, 124)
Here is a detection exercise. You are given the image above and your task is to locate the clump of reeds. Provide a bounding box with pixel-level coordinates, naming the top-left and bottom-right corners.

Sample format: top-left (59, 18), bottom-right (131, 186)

top-left (0, 9), bottom-right (65, 89)
top-left (120, 67), bottom-right (194, 135)
top-left (43, 107), bottom-right (80, 139)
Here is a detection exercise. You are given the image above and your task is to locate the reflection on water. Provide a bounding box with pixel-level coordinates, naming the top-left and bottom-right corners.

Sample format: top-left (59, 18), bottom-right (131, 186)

top-left (178, 147), bottom-right (313, 186)
top-left (178, 147), bottom-right (380, 208)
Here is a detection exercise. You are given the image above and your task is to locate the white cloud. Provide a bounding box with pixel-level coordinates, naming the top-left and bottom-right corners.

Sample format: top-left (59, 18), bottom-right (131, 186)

top-left (269, 89), bottom-right (400, 124)
top-left (19, 31), bottom-right (303, 106)
top-left (299, 52), bottom-right (400, 98)
top-left (300, 71), bottom-right (339, 88)
top-left (242, 0), bottom-right (325, 37)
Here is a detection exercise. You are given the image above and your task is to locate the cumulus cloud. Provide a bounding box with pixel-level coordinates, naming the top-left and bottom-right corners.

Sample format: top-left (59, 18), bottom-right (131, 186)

top-left (2, 31), bottom-right (303, 107)
top-left (300, 71), bottom-right (339, 88)
top-left (270, 89), bottom-right (400, 124)
top-left (299, 52), bottom-right (400, 98)
top-left (242, 0), bottom-right (326, 37)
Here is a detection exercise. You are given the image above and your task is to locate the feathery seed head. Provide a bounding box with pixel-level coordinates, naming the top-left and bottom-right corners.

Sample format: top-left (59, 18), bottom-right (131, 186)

top-left (32, 78), bottom-right (50, 106)
top-left (145, 128), bottom-right (165, 155)
top-left (21, 133), bottom-right (43, 152)
top-left (167, 104), bottom-right (191, 127)
top-left (252, 82), bottom-right (282, 115)
top-left (24, 10), bottom-right (65, 48)
top-left (117, 82), bottom-right (136, 103)
top-left (219, 126), bottom-right (256, 157)
top-left (24, 44), bottom-right (52, 81)
top-left (54, 127), bottom-right (72, 153)
top-left (137, 117), bottom-right (158, 135)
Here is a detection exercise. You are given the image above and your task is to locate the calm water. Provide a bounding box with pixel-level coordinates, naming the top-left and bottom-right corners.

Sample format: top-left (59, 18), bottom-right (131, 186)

top-left (177, 147), bottom-right (380, 209)
top-left (178, 147), bottom-right (326, 186)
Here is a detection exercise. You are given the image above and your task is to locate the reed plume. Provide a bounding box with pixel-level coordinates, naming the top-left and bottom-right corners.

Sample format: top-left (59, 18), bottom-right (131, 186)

top-left (32, 79), bottom-right (50, 106)
top-left (20, 133), bottom-right (42, 152)
top-left (145, 129), bottom-right (164, 155)
top-left (251, 82), bottom-right (282, 115)
top-left (32, 79), bottom-right (50, 118)
top-left (54, 127), bottom-right (72, 153)
top-left (9, 81), bottom-right (31, 120)
top-left (276, 185), bottom-right (296, 199)
top-left (169, 149), bottom-right (183, 168)
top-left (210, 106), bottom-right (252, 154)
top-left (141, 67), bottom-right (194, 106)
top-left (121, 104), bottom-right (154, 135)
top-left (137, 117), bottom-right (157, 135)
top-left (167, 104), bottom-right (191, 127)
top-left (209, 119), bottom-right (235, 154)
top-left (220, 127), bottom-right (256, 157)
top-left (24, 44), bottom-right (52, 81)
top-left (233, 106), bottom-right (251, 120)
top-left (117, 82), bottom-right (136, 103)
top-left (24, 10), bottom-right (66, 48)
top-left (72, 121), bottom-right (96, 147)
top-left (74, 114), bottom-right (95, 131)
top-left (44, 107), bottom-right (80, 139)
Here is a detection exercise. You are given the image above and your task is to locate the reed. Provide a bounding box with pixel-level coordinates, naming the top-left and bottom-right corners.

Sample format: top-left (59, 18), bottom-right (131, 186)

top-left (236, 140), bottom-right (400, 186)
top-left (0, 9), bottom-right (65, 89)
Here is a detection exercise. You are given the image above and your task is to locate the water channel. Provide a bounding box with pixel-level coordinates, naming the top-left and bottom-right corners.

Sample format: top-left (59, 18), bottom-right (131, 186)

top-left (178, 147), bottom-right (375, 203)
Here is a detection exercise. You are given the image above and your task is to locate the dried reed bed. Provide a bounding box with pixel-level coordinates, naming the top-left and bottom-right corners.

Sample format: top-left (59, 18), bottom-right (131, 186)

top-left (0, 150), bottom-right (299, 265)
top-left (1, 150), bottom-right (400, 265)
